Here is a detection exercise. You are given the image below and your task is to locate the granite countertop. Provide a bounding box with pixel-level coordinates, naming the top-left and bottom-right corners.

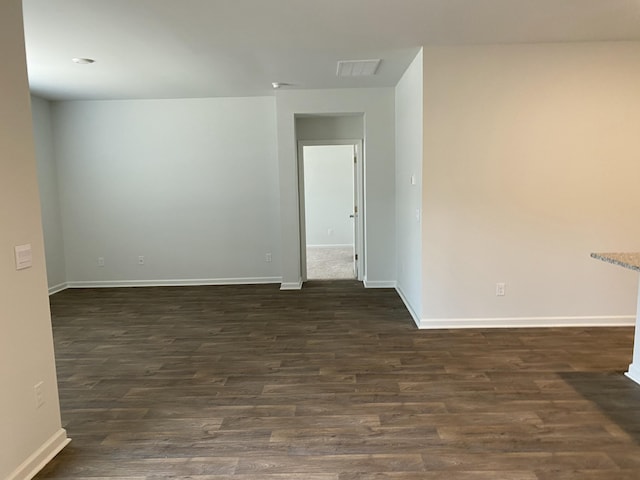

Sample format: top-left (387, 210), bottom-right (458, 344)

top-left (590, 252), bottom-right (640, 272)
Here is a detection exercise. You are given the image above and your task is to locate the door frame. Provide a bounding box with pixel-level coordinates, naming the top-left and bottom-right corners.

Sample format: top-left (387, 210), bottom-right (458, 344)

top-left (297, 139), bottom-right (365, 282)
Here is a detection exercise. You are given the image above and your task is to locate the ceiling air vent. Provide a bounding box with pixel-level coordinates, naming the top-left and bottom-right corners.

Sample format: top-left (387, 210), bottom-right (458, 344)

top-left (336, 59), bottom-right (381, 77)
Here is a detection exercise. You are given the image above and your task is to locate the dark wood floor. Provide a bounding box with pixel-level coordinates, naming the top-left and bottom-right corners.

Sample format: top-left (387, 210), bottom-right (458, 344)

top-left (36, 281), bottom-right (640, 479)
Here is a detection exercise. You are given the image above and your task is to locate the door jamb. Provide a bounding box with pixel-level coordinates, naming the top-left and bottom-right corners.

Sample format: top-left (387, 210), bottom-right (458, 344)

top-left (297, 139), bottom-right (364, 283)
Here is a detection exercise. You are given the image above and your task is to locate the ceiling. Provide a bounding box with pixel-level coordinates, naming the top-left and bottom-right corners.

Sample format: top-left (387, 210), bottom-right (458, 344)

top-left (22, 0), bottom-right (640, 101)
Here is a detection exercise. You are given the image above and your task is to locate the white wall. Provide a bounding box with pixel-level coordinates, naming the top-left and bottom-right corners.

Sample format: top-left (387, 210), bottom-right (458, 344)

top-left (395, 49), bottom-right (423, 324)
top-left (0, 1), bottom-right (68, 478)
top-left (52, 97), bottom-right (281, 285)
top-left (32, 96), bottom-right (67, 292)
top-left (421, 42), bottom-right (640, 325)
top-left (303, 145), bottom-right (355, 246)
top-left (276, 88), bottom-right (396, 287)
top-left (296, 115), bottom-right (364, 141)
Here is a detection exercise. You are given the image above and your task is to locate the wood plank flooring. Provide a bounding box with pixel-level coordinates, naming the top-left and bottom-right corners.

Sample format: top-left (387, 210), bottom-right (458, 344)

top-left (36, 281), bottom-right (640, 479)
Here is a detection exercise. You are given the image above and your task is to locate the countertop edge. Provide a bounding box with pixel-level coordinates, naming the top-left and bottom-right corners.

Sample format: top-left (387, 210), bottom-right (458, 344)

top-left (591, 252), bottom-right (640, 272)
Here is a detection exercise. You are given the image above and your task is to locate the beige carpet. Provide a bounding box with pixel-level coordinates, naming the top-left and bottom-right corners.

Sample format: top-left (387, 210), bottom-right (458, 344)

top-left (306, 245), bottom-right (356, 280)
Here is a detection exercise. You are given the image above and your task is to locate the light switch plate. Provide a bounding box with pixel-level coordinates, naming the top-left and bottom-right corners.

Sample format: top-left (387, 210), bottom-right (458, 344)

top-left (15, 243), bottom-right (33, 270)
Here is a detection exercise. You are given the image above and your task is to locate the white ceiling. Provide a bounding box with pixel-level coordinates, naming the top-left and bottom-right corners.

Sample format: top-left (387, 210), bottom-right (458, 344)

top-left (22, 0), bottom-right (640, 101)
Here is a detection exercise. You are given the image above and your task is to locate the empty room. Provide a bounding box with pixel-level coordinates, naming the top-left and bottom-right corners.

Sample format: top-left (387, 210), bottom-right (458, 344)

top-left (3, 0), bottom-right (640, 479)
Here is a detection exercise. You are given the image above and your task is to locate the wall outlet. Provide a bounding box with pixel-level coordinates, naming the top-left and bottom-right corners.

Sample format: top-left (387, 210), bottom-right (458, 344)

top-left (265, 253), bottom-right (272, 263)
top-left (34, 381), bottom-right (45, 409)
top-left (327, 228), bottom-right (333, 236)
top-left (138, 256), bottom-right (144, 265)
top-left (98, 257), bottom-right (104, 267)
top-left (496, 282), bottom-right (506, 296)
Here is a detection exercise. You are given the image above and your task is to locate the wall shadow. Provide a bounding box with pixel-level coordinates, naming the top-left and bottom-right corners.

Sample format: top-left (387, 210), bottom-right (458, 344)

top-left (559, 371), bottom-right (640, 443)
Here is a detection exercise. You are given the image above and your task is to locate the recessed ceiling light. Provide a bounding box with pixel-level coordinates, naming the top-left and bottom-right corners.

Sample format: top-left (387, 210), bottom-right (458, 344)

top-left (72, 57), bottom-right (95, 64)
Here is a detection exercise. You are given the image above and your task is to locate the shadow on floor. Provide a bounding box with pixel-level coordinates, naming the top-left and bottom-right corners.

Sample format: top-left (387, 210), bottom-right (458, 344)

top-left (558, 370), bottom-right (640, 443)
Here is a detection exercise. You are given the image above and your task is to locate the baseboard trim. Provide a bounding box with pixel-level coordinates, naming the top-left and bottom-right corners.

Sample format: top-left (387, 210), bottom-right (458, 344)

top-left (418, 315), bottom-right (636, 329)
top-left (6, 428), bottom-right (70, 480)
top-left (48, 283), bottom-right (68, 295)
top-left (625, 363), bottom-right (640, 386)
top-left (280, 280), bottom-right (303, 290)
top-left (363, 279), bottom-right (396, 289)
top-left (395, 285), bottom-right (421, 328)
top-left (66, 277), bottom-right (282, 288)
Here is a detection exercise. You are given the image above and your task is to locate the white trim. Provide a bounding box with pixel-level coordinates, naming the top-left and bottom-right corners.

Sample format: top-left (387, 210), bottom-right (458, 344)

top-left (628, 282), bottom-right (640, 386)
top-left (417, 315), bottom-right (636, 329)
top-left (395, 285), bottom-right (420, 328)
top-left (364, 279), bottom-right (396, 289)
top-left (48, 283), bottom-right (68, 295)
top-left (280, 280), bottom-right (303, 290)
top-left (625, 363), bottom-right (640, 386)
top-left (66, 277), bottom-right (281, 289)
top-left (306, 244), bottom-right (354, 249)
top-left (6, 428), bottom-right (70, 480)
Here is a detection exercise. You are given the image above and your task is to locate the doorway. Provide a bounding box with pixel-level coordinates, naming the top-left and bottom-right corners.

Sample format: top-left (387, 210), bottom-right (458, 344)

top-left (298, 140), bottom-right (363, 281)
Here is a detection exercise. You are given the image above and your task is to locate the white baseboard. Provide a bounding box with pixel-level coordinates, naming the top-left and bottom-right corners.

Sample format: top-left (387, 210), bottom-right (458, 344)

top-left (395, 285), bottom-right (421, 328)
top-left (625, 363), bottom-right (640, 386)
top-left (6, 428), bottom-right (70, 480)
top-left (48, 283), bottom-right (68, 295)
top-left (66, 277), bottom-right (282, 288)
top-left (417, 315), bottom-right (636, 329)
top-left (280, 280), bottom-right (303, 290)
top-left (306, 244), bottom-right (353, 249)
top-left (363, 279), bottom-right (396, 289)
